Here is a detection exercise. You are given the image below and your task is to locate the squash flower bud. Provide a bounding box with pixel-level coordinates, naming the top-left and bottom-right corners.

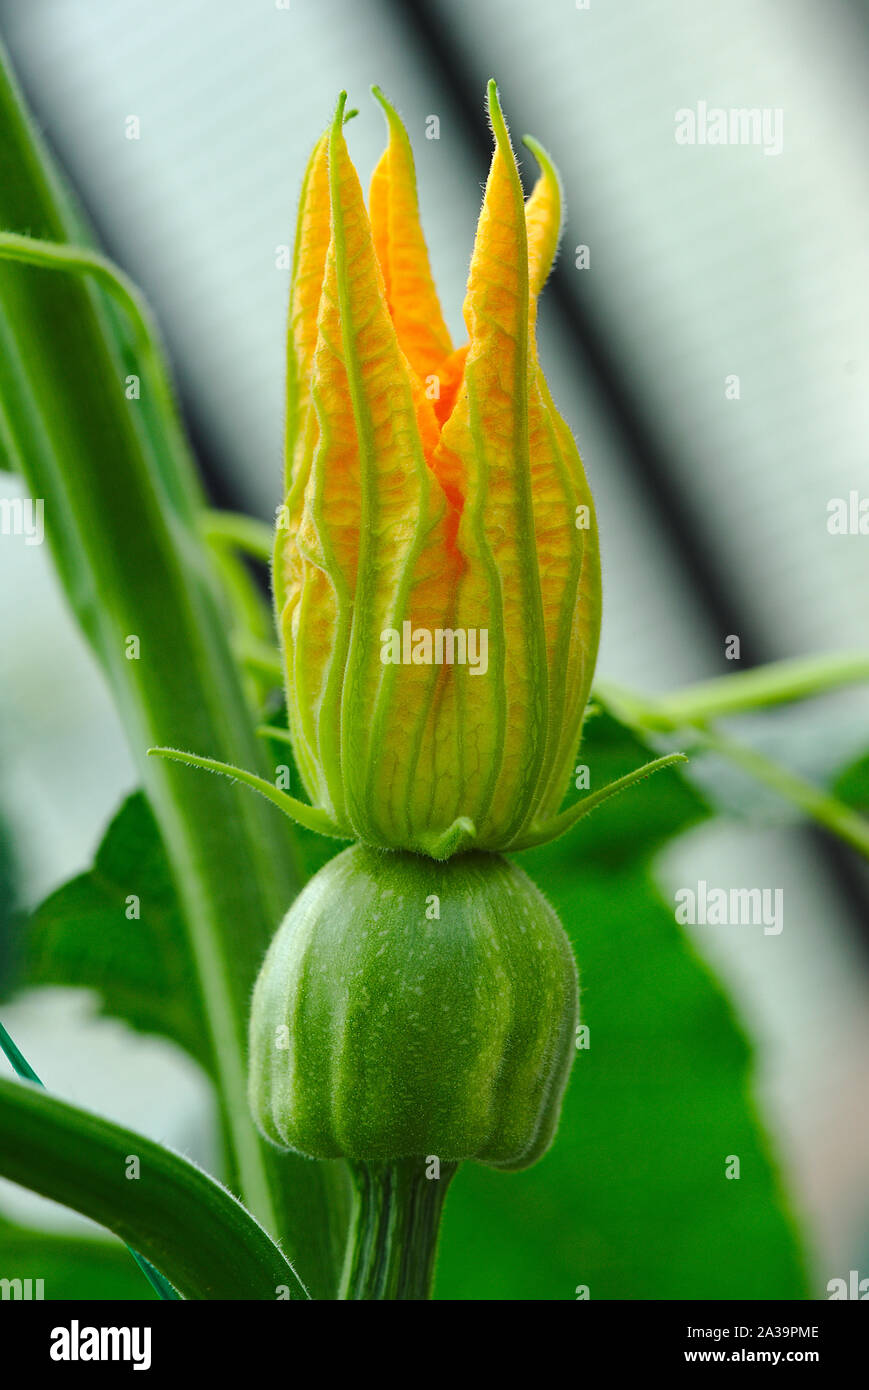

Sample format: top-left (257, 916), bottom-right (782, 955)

top-left (274, 82), bottom-right (601, 860)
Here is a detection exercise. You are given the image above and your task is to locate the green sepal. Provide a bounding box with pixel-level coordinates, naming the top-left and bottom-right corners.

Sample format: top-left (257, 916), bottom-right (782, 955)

top-left (511, 752), bottom-right (687, 851)
top-left (147, 747), bottom-right (350, 841)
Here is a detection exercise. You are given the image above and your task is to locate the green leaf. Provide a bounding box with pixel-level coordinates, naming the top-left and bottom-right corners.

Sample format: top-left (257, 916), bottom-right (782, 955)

top-left (0, 807), bottom-right (17, 993)
top-left (0, 1019), bottom-right (173, 1298)
top-left (436, 710), bottom-right (808, 1299)
top-left (0, 39), bottom-right (348, 1295)
top-left (0, 1214), bottom-right (159, 1301)
top-left (0, 1077), bottom-right (306, 1300)
top-left (834, 750), bottom-right (869, 814)
top-left (11, 793), bottom-right (210, 1072)
top-left (510, 751), bottom-right (688, 851)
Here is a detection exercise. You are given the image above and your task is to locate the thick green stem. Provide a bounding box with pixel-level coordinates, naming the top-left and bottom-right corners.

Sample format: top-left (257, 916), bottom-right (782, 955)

top-left (339, 1159), bottom-right (457, 1300)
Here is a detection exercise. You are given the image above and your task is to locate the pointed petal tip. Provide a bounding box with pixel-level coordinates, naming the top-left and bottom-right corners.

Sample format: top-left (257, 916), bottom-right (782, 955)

top-left (370, 84), bottom-right (403, 132)
top-left (521, 132), bottom-right (549, 164)
top-left (523, 131), bottom-right (565, 296)
top-left (485, 80), bottom-right (516, 163)
top-left (330, 92), bottom-right (351, 157)
top-left (522, 133), bottom-right (563, 186)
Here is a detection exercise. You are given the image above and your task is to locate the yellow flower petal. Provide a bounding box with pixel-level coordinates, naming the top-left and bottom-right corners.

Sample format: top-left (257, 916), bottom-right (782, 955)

top-left (275, 131), bottom-right (330, 802)
top-left (526, 379), bottom-right (601, 825)
top-left (279, 93), bottom-right (455, 840)
top-left (283, 133), bottom-right (329, 497)
top-left (519, 137), bottom-right (600, 833)
top-left (429, 80), bottom-right (549, 845)
top-left (368, 86), bottom-right (453, 382)
top-left (523, 134), bottom-right (563, 301)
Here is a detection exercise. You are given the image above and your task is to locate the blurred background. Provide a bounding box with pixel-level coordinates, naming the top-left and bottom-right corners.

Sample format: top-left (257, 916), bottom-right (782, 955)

top-left (0, 0), bottom-right (867, 1294)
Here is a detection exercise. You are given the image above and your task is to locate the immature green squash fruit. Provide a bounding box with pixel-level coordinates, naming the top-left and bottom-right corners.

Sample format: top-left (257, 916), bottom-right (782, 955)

top-left (249, 843), bottom-right (578, 1170)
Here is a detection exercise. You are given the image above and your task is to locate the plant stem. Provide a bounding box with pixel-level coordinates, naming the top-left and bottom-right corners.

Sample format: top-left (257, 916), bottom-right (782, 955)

top-left (233, 631), bottom-right (286, 683)
top-left (596, 650), bottom-right (869, 730)
top-left (689, 725), bottom-right (869, 860)
top-left (200, 508), bottom-right (275, 563)
top-left (339, 1159), bottom-right (457, 1300)
top-left (595, 663), bottom-right (869, 860)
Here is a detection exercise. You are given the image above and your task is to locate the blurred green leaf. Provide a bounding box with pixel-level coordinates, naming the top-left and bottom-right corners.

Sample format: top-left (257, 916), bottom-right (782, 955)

top-left (435, 710), bottom-right (808, 1299)
top-left (0, 807), bottom-right (17, 992)
top-left (835, 751), bottom-right (869, 815)
top-left (0, 1214), bottom-right (158, 1301)
top-left (0, 1077), bottom-right (306, 1299)
top-left (11, 793), bottom-right (210, 1073)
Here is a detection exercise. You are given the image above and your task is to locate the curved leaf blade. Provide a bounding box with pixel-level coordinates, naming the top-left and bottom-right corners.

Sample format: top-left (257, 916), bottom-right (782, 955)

top-left (0, 1077), bottom-right (306, 1301)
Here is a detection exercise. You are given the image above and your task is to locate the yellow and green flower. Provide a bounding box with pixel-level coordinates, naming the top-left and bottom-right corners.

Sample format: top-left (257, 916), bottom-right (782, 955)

top-left (275, 82), bottom-right (600, 858)
top-left (154, 82), bottom-right (678, 858)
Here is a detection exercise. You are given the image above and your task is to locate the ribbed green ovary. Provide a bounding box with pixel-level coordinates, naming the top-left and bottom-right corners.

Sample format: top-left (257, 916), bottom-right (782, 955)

top-left (249, 844), bottom-right (578, 1170)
